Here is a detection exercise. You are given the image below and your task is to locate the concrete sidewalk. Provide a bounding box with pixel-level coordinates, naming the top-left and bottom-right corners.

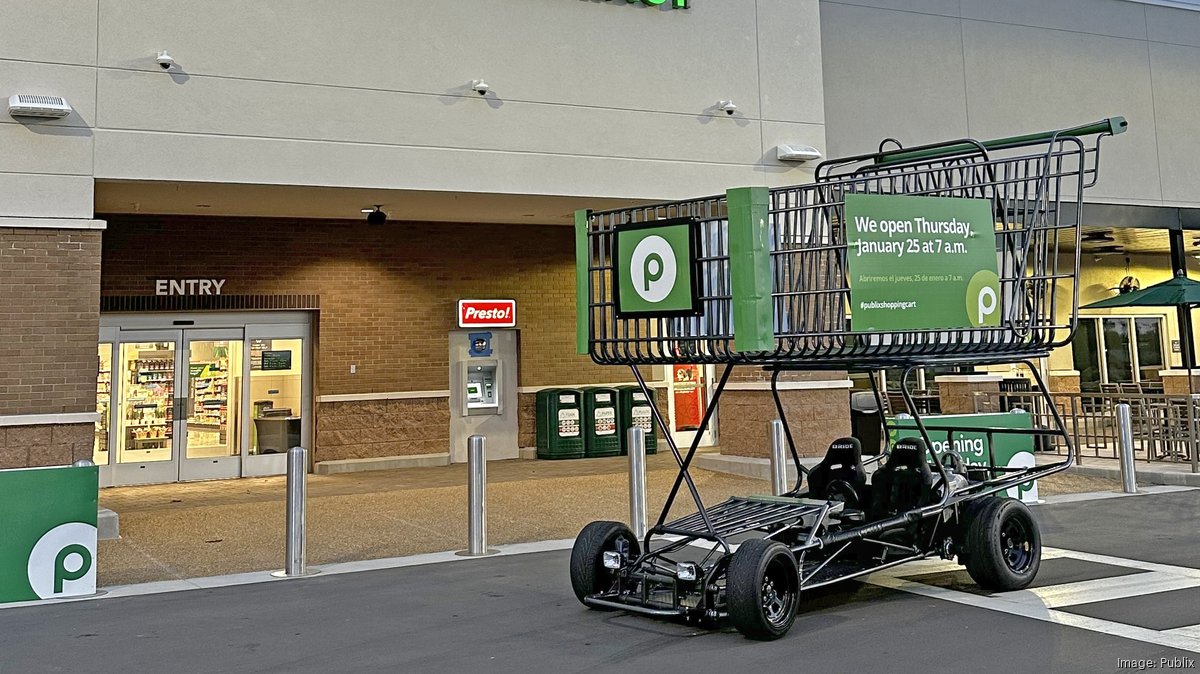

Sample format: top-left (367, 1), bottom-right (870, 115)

top-left (97, 452), bottom-right (1126, 587)
top-left (1036, 453), bottom-right (1200, 486)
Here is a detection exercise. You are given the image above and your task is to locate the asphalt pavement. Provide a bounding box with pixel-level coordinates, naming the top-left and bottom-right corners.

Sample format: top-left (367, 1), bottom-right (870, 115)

top-left (1, 490), bottom-right (1198, 674)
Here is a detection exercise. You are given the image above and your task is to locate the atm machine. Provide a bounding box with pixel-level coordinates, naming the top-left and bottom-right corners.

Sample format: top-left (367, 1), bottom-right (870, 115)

top-left (449, 330), bottom-right (518, 463)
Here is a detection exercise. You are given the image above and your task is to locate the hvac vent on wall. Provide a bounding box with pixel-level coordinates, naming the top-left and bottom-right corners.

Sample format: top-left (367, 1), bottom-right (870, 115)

top-left (7, 94), bottom-right (73, 119)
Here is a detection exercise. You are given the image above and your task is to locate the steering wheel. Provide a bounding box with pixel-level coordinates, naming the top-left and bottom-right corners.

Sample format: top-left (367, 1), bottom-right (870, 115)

top-left (940, 451), bottom-right (966, 475)
top-left (824, 479), bottom-right (861, 510)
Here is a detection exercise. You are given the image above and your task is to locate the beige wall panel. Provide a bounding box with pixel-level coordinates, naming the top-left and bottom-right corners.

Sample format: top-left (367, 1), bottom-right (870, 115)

top-left (93, 129), bottom-right (772, 201)
top-left (821, 0), bottom-right (959, 16)
top-left (1148, 42), bottom-right (1200, 207)
top-left (95, 70), bottom-right (762, 166)
top-left (0, 61), bottom-right (97, 128)
top-left (960, 0), bottom-right (1148, 40)
top-left (0, 124), bottom-right (92, 176)
top-left (757, 0), bottom-right (825, 125)
top-left (1145, 5), bottom-right (1200, 48)
top-left (960, 21), bottom-right (1161, 204)
top-left (0, 0), bottom-right (97, 65)
top-left (96, 0), bottom-right (765, 119)
top-left (0, 173), bottom-right (93, 218)
top-left (819, 3), bottom-right (969, 157)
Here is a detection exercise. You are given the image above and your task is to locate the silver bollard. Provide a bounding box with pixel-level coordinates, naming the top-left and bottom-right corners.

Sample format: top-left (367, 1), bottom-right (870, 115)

top-left (628, 427), bottom-right (647, 540)
top-left (1116, 403), bottom-right (1138, 494)
top-left (770, 420), bottom-right (788, 496)
top-left (458, 435), bottom-right (498, 556)
top-left (272, 446), bottom-right (313, 578)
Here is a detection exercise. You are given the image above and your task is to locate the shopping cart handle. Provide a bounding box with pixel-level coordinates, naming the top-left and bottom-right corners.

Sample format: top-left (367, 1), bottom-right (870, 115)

top-left (875, 116), bottom-right (1128, 166)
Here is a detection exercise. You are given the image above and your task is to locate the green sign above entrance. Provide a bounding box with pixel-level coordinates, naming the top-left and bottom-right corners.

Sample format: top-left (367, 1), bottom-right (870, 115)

top-left (0, 464), bottom-right (99, 603)
top-left (613, 218), bottom-right (701, 317)
top-left (845, 193), bottom-right (1000, 331)
top-left (605, 0), bottom-right (690, 8)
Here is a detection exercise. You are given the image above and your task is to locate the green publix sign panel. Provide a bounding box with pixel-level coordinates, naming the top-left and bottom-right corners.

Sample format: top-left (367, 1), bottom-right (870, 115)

top-left (574, 189), bottom-right (1002, 355)
top-left (605, 0), bottom-right (690, 7)
top-left (0, 465), bottom-right (99, 603)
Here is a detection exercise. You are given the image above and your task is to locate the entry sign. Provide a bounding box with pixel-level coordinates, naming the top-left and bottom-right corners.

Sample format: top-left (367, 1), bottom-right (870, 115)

top-left (845, 193), bottom-right (1001, 331)
top-left (0, 464), bottom-right (99, 603)
top-left (458, 299), bottom-right (516, 328)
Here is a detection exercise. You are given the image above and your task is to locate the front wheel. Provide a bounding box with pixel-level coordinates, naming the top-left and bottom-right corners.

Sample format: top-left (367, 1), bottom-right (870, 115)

top-left (963, 497), bottom-right (1041, 591)
top-left (570, 521), bottom-right (640, 608)
top-left (726, 539), bottom-right (800, 640)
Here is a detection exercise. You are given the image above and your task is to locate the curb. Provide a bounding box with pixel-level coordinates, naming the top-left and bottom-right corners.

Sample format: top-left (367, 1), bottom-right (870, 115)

top-left (1068, 463), bottom-right (1200, 487)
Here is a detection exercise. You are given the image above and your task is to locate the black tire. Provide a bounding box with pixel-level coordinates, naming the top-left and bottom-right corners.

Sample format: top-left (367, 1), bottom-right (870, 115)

top-left (570, 521), bottom-right (640, 608)
top-left (726, 538), bottom-right (800, 640)
top-left (963, 497), bottom-right (1041, 591)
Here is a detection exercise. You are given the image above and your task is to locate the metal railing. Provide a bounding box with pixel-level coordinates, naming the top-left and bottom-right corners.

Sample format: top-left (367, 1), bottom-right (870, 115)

top-left (973, 390), bottom-right (1199, 473)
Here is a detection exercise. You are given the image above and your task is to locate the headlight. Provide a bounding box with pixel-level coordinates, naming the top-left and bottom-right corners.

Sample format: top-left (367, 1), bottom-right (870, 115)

top-left (603, 551), bottom-right (622, 570)
top-left (676, 562), bottom-right (699, 582)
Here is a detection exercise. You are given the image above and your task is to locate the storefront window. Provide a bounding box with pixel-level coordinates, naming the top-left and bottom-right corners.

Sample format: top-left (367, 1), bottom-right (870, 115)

top-left (250, 338), bottom-right (303, 455)
top-left (94, 344), bottom-right (112, 465)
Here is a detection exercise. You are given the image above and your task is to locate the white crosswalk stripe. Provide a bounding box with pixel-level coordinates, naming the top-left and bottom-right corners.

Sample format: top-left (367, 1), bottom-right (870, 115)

top-left (865, 546), bottom-right (1200, 654)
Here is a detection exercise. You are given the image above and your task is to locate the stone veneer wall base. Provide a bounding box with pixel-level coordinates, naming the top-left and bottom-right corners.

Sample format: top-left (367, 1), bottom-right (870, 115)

top-left (315, 453), bottom-right (451, 475)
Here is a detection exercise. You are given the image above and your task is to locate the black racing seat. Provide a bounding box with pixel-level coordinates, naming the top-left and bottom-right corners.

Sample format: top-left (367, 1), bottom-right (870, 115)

top-left (806, 437), bottom-right (869, 510)
top-left (869, 438), bottom-right (935, 520)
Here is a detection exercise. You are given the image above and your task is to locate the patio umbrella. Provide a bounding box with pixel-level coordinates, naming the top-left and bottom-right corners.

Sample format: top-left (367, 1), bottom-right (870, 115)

top-left (1081, 271), bottom-right (1199, 398)
top-left (1080, 273), bottom-right (1200, 311)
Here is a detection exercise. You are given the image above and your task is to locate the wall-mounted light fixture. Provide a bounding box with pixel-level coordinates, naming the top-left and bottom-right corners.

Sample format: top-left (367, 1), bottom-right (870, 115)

top-left (7, 94), bottom-right (72, 119)
top-left (776, 144), bottom-right (823, 163)
top-left (361, 205), bottom-right (387, 225)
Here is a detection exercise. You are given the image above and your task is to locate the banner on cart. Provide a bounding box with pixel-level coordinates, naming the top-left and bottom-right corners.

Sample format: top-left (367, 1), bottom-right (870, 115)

top-left (613, 218), bottom-right (702, 317)
top-left (889, 412), bottom-right (1039, 503)
top-left (0, 465), bottom-right (99, 603)
top-left (845, 194), bottom-right (1000, 332)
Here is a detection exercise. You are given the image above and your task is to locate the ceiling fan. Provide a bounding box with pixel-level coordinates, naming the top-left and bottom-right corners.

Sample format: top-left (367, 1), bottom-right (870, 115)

top-left (1081, 230), bottom-right (1116, 244)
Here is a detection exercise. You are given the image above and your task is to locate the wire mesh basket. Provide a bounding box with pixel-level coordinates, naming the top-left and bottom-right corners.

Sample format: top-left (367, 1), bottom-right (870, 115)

top-left (579, 118), bottom-right (1126, 367)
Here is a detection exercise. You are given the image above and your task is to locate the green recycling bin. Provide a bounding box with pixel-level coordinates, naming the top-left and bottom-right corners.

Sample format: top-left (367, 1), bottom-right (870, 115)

top-left (616, 385), bottom-right (658, 455)
top-left (535, 388), bottom-right (584, 460)
top-left (583, 387), bottom-right (622, 458)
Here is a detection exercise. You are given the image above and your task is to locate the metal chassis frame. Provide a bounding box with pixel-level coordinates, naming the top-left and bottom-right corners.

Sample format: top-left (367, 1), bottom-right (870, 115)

top-left (595, 356), bottom-right (1074, 619)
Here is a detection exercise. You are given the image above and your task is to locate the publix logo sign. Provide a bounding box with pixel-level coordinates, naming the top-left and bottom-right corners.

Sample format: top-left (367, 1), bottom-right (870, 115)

top-left (1, 465), bottom-right (99, 603)
top-left (602, 0), bottom-right (690, 8)
top-left (614, 218), bottom-right (701, 317)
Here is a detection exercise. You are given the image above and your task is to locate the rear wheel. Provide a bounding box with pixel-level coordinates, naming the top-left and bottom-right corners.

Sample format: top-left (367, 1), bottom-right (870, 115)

top-left (963, 497), bottom-right (1041, 591)
top-left (727, 539), bottom-right (800, 640)
top-left (570, 521), bottom-right (640, 608)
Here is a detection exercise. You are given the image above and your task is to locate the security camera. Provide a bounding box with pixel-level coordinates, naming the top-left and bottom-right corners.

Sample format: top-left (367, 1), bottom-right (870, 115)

top-left (156, 51), bottom-right (174, 70)
top-left (361, 205), bottom-right (387, 225)
top-left (471, 79), bottom-right (490, 96)
top-left (718, 100), bottom-right (738, 116)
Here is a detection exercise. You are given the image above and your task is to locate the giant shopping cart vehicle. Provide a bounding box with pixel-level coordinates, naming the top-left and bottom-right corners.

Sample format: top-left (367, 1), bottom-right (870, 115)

top-left (568, 118), bottom-right (1127, 639)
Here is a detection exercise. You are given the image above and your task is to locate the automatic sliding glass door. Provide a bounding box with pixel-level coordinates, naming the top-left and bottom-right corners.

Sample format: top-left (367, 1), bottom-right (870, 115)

top-left (179, 330), bottom-right (244, 481)
top-left (112, 331), bottom-right (181, 485)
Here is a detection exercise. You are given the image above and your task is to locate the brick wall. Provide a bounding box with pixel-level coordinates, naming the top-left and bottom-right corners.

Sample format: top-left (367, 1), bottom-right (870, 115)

top-left (718, 387), bottom-right (851, 459)
top-left (315, 398), bottom-right (449, 462)
top-left (0, 228), bottom-right (101, 416)
top-left (100, 216), bottom-right (615, 394)
top-left (0, 423), bottom-right (94, 469)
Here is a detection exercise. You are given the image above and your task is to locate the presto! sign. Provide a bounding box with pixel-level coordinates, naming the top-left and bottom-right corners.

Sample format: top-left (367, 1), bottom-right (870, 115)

top-left (845, 194), bottom-right (1001, 331)
top-left (0, 465), bottom-right (99, 603)
top-left (458, 299), bottom-right (516, 328)
top-left (613, 218), bottom-right (702, 317)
